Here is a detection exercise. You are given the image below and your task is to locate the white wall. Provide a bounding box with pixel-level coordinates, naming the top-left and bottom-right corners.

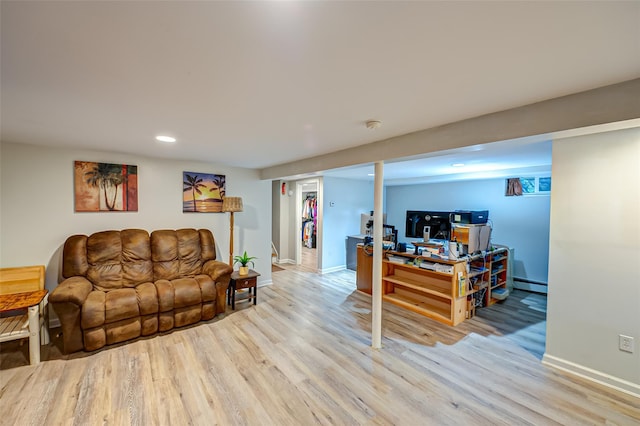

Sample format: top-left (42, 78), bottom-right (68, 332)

top-left (278, 181), bottom-right (294, 263)
top-left (285, 179), bottom-right (301, 263)
top-left (543, 128), bottom-right (640, 396)
top-left (271, 180), bottom-right (281, 255)
top-left (386, 179), bottom-right (551, 284)
top-left (321, 177), bottom-right (374, 272)
top-left (0, 142), bottom-right (273, 294)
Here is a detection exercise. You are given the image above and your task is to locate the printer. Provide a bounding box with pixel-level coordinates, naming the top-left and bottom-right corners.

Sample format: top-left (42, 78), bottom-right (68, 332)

top-left (450, 210), bottom-right (489, 224)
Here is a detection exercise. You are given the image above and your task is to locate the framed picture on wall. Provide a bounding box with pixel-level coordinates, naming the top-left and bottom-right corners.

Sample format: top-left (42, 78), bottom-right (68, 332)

top-left (183, 171), bottom-right (226, 212)
top-left (74, 161), bottom-right (138, 212)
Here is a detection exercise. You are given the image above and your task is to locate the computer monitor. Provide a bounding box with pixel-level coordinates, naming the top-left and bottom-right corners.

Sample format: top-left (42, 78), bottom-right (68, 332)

top-left (405, 210), bottom-right (451, 240)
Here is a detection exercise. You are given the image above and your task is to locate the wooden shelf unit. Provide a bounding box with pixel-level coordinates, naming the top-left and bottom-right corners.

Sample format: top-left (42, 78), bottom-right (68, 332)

top-left (382, 252), bottom-right (468, 326)
top-left (466, 247), bottom-right (509, 307)
top-left (355, 244), bottom-right (510, 325)
top-left (487, 248), bottom-right (509, 305)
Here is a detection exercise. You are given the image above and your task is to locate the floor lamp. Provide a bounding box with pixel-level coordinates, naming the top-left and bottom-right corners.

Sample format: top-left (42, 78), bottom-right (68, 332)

top-left (222, 196), bottom-right (243, 266)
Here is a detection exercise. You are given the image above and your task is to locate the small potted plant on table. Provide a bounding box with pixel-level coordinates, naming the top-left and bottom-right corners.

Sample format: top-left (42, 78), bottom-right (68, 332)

top-left (233, 251), bottom-right (257, 276)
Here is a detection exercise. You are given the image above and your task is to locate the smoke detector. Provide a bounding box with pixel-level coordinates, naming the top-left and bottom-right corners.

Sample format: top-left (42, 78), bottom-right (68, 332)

top-left (366, 120), bottom-right (382, 130)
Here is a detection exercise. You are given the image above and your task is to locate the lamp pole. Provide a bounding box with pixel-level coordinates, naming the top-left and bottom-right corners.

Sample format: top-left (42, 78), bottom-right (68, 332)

top-left (222, 196), bottom-right (243, 267)
top-left (228, 210), bottom-right (235, 266)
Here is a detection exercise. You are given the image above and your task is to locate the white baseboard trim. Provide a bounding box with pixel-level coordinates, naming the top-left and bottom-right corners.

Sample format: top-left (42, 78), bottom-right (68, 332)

top-left (258, 279), bottom-right (273, 287)
top-left (513, 282), bottom-right (548, 294)
top-left (320, 265), bottom-right (346, 274)
top-left (278, 259), bottom-right (296, 265)
top-left (542, 353), bottom-right (640, 398)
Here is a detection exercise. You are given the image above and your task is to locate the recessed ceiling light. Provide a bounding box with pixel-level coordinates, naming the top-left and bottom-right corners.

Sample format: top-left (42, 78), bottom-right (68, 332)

top-left (367, 173), bottom-right (375, 176)
top-left (452, 163), bottom-right (465, 167)
top-left (156, 135), bottom-right (176, 143)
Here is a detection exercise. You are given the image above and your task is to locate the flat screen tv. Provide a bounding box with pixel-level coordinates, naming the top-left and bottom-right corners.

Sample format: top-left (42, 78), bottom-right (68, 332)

top-left (405, 210), bottom-right (451, 240)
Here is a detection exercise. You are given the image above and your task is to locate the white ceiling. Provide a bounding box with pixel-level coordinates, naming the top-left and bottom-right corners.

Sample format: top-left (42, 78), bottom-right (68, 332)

top-left (2, 1), bottom-right (639, 181)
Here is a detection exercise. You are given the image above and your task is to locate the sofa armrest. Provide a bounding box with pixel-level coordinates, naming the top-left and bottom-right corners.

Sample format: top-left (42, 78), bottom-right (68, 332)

top-left (203, 260), bottom-right (232, 314)
top-left (50, 277), bottom-right (93, 353)
top-left (50, 276), bottom-right (93, 306)
top-left (202, 260), bottom-right (233, 281)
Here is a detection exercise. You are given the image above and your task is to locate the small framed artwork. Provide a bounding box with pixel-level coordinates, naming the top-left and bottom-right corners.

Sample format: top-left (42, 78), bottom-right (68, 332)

top-left (183, 171), bottom-right (226, 212)
top-left (74, 161), bottom-right (138, 212)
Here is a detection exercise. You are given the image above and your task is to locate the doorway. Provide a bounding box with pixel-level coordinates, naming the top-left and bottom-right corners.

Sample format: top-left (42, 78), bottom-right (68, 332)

top-left (296, 179), bottom-right (321, 271)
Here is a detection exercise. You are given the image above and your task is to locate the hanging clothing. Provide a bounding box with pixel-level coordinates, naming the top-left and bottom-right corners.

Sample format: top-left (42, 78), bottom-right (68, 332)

top-left (302, 193), bottom-right (317, 248)
top-left (302, 195), bottom-right (317, 220)
top-left (303, 221), bottom-right (315, 248)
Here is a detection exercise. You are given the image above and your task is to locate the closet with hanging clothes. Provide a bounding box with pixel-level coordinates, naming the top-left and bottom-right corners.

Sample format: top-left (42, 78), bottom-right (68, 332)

top-left (302, 192), bottom-right (317, 249)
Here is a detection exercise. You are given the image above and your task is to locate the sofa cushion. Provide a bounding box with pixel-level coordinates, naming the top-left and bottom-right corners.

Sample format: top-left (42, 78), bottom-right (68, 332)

top-left (105, 317), bottom-right (141, 345)
top-left (173, 278), bottom-right (202, 309)
top-left (141, 314), bottom-right (158, 336)
top-left (87, 231), bottom-right (123, 291)
top-left (199, 229), bottom-right (216, 261)
top-left (151, 230), bottom-right (179, 280)
top-left (105, 288), bottom-right (139, 323)
top-left (63, 235), bottom-right (89, 278)
top-left (81, 290), bottom-right (106, 329)
top-left (136, 282), bottom-right (158, 315)
top-left (84, 326), bottom-right (106, 352)
top-left (121, 229), bottom-right (153, 286)
top-left (174, 305), bottom-right (202, 328)
top-left (177, 229), bottom-right (203, 277)
top-left (155, 279), bottom-right (174, 312)
top-left (194, 274), bottom-right (216, 302)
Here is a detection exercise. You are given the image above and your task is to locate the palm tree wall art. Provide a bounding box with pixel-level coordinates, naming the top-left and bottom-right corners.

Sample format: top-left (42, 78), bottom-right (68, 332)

top-left (182, 171), bottom-right (226, 212)
top-left (74, 161), bottom-right (138, 212)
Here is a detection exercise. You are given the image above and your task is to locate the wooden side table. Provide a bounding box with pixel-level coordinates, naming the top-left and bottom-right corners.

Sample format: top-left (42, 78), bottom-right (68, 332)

top-left (228, 270), bottom-right (260, 310)
top-left (0, 289), bottom-right (48, 365)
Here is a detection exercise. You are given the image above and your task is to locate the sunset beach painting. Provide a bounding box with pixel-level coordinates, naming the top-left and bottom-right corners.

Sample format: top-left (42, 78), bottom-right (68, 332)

top-left (183, 172), bottom-right (226, 213)
top-left (74, 161), bottom-right (138, 212)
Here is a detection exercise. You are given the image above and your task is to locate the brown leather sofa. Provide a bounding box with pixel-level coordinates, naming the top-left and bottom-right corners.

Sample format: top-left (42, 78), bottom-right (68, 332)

top-left (50, 228), bottom-right (232, 353)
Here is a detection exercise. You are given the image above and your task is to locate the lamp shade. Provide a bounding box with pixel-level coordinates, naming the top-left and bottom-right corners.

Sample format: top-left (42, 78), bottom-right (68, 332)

top-left (222, 196), bottom-right (243, 213)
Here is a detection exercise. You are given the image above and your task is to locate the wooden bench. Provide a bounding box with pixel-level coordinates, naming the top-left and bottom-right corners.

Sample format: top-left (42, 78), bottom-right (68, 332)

top-left (0, 265), bottom-right (49, 365)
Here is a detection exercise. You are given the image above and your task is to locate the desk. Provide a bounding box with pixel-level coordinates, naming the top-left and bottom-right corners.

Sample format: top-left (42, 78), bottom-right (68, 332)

top-left (228, 270), bottom-right (260, 310)
top-left (0, 289), bottom-right (48, 365)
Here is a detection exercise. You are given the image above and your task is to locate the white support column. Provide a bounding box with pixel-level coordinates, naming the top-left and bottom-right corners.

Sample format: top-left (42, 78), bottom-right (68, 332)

top-left (372, 161), bottom-right (384, 349)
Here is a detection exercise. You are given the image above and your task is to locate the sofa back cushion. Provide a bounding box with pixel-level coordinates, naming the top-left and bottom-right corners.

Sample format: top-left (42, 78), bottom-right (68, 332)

top-left (151, 230), bottom-right (179, 280)
top-left (121, 229), bottom-right (153, 287)
top-left (198, 229), bottom-right (217, 262)
top-left (63, 235), bottom-right (89, 278)
top-left (151, 229), bottom-right (217, 280)
top-left (87, 231), bottom-right (123, 291)
top-left (63, 228), bottom-right (217, 290)
top-left (177, 229), bottom-right (203, 277)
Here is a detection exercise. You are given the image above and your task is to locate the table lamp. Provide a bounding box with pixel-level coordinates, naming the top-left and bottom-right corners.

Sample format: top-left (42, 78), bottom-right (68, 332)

top-left (222, 196), bottom-right (243, 266)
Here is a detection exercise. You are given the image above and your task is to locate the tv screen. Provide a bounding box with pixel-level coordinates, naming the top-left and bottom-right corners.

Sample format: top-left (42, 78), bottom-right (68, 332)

top-left (405, 210), bottom-right (451, 240)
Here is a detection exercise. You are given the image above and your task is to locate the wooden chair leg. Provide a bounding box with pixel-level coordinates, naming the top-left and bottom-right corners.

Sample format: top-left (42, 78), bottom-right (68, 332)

top-left (28, 305), bottom-right (40, 365)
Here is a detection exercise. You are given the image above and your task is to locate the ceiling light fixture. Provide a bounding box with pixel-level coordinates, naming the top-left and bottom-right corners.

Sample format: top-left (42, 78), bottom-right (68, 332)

top-left (156, 135), bottom-right (176, 143)
top-left (452, 163), bottom-right (465, 167)
top-left (365, 120), bottom-right (382, 130)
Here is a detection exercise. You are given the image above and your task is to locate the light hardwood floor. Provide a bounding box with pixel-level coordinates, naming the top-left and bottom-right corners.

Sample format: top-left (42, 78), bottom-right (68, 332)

top-left (300, 246), bottom-right (317, 271)
top-left (1, 268), bottom-right (639, 425)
